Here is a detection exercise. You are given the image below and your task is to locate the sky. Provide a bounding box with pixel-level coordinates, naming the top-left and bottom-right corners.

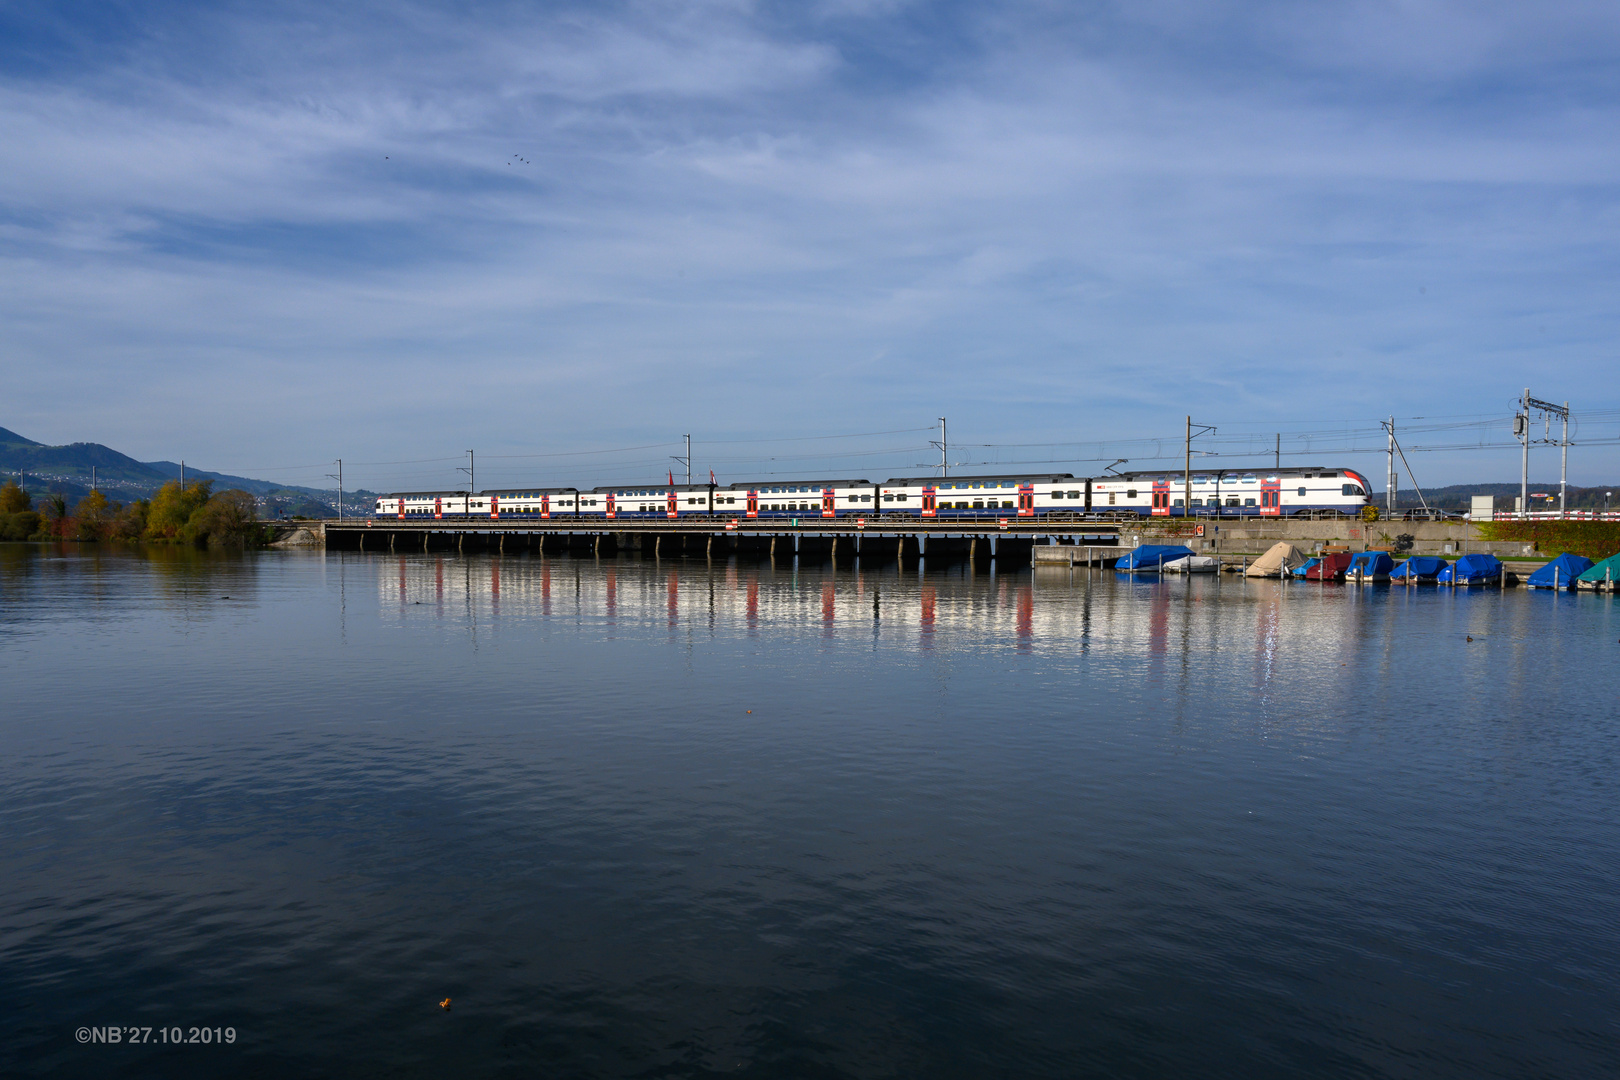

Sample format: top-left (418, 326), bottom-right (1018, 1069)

top-left (2, 0), bottom-right (1618, 492)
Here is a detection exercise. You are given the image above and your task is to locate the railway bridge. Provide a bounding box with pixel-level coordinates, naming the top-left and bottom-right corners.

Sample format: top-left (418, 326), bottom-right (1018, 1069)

top-left (307, 517), bottom-right (1125, 566)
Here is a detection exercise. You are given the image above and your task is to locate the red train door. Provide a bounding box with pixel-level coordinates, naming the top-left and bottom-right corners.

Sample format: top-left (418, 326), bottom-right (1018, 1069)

top-left (922, 486), bottom-right (936, 518)
top-left (667, 490), bottom-right (678, 519)
top-left (605, 493), bottom-right (616, 519)
top-left (1151, 479), bottom-right (1170, 516)
top-left (434, 497), bottom-right (442, 520)
top-left (541, 494), bottom-right (551, 519)
top-left (746, 490), bottom-right (758, 518)
top-left (1018, 484), bottom-right (1034, 517)
top-left (396, 499), bottom-right (404, 520)
top-left (1261, 477), bottom-right (1281, 517)
top-left (490, 495), bottom-right (499, 520)
top-left (822, 488), bottom-right (835, 518)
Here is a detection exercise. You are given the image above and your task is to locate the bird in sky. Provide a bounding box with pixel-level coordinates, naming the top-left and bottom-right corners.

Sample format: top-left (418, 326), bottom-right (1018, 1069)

top-left (440, 997), bottom-right (452, 1010)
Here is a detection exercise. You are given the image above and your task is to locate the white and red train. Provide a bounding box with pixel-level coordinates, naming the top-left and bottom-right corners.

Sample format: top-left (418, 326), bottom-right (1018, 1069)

top-left (375, 467), bottom-right (1372, 521)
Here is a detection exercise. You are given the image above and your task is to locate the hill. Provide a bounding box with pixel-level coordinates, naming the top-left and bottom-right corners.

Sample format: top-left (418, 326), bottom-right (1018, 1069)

top-left (0, 425), bottom-right (372, 517)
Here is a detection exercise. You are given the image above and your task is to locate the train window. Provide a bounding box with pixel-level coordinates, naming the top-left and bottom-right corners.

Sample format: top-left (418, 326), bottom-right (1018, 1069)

top-left (1226, 497), bottom-right (1240, 507)
top-left (1173, 498), bottom-right (1184, 507)
top-left (973, 500), bottom-right (984, 508)
top-left (849, 495), bottom-right (861, 503)
top-left (896, 494), bottom-right (909, 502)
top-left (1244, 498), bottom-right (1256, 506)
top-left (1298, 487), bottom-right (1307, 497)
top-left (1051, 491), bottom-right (1064, 499)
top-left (1126, 489), bottom-right (1137, 499)
top-left (1343, 484), bottom-right (1364, 496)
top-left (860, 495), bottom-right (871, 502)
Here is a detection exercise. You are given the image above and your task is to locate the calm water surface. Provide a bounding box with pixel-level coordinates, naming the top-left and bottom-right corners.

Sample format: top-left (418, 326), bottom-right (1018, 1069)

top-left (3, 545), bottom-right (1618, 1078)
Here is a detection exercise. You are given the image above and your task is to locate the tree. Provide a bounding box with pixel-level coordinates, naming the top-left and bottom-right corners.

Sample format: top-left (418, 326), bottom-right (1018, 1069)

top-left (0, 480), bottom-right (29, 513)
top-left (74, 490), bottom-right (113, 540)
top-left (182, 489), bottom-right (259, 547)
top-left (41, 492), bottom-right (70, 538)
top-left (145, 480), bottom-right (213, 541)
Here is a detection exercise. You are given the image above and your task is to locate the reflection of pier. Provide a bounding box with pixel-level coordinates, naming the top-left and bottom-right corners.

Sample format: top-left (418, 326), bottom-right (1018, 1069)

top-left (328, 518), bottom-right (1120, 566)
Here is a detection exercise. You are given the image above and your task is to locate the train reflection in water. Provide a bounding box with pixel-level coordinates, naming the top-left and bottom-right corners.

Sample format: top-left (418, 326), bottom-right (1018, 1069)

top-left (369, 551), bottom-right (1395, 676)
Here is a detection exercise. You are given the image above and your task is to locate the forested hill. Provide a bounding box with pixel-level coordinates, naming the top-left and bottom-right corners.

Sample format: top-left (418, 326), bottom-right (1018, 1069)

top-left (0, 425), bottom-right (370, 513)
top-left (0, 426), bottom-right (167, 483)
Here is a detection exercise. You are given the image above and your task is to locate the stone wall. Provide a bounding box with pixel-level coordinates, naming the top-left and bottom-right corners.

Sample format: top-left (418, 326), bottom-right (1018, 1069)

top-left (1132, 519), bottom-right (1533, 558)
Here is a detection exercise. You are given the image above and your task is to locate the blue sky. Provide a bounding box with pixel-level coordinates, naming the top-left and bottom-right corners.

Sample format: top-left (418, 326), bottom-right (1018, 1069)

top-left (2, 0), bottom-right (1617, 492)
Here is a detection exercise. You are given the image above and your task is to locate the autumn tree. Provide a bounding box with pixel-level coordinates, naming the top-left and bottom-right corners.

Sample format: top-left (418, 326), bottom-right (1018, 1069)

top-left (0, 480), bottom-right (30, 513)
top-left (144, 480), bottom-right (214, 541)
top-left (181, 489), bottom-right (260, 547)
top-left (73, 490), bottom-right (114, 540)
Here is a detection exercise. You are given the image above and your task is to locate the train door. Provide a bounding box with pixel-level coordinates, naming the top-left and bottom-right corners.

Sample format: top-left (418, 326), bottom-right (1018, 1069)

top-left (1018, 484), bottom-right (1035, 517)
top-left (490, 495), bottom-right (499, 521)
top-left (1151, 479), bottom-right (1170, 516)
top-left (822, 488), bottom-right (835, 518)
top-left (1084, 479), bottom-right (1092, 512)
top-left (667, 490), bottom-right (678, 519)
top-left (746, 490), bottom-right (758, 518)
top-left (541, 494), bottom-right (551, 519)
top-left (396, 499), bottom-right (405, 520)
top-left (434, 497), bottom-right (442, 520)
top-left (921, 486), bottom-right (936, 518)
top-left (605, 493), bottom-right (616, 520)
top-left (1260, 477), bottom-right (1281, 517)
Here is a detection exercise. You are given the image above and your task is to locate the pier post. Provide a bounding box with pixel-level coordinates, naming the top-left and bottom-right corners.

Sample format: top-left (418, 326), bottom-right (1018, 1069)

top-left (969, 537), bottom-right (977, 564)
top-left (358, 533), bottom-right (364, 552)
top-left (498, 533), bottom-right (505, 555)
top-left (389, 532), bottom-right (395, 553)
top-left (457, 533), bottom-right (464, 554)
top-left (654, 535), bottom-right (661, 559)
top-left (594, 534), bottom-right (601, 557)
top-left (423, 532), bottom-right (430, 552)
top-left (830, 536), bottom-right (838, 567)
top-left (706, 535), bottom-right (713, 560)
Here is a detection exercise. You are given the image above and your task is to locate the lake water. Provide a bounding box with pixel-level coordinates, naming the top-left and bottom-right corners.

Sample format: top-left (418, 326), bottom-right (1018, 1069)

top-left (3, 544), bottom-right (1619, 1078)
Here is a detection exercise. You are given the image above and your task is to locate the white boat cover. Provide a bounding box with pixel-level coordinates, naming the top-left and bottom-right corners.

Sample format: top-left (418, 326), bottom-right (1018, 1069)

top-left (1162, 555), bottom-right (1221, 573)
top-left (1244, 541), bottom-right (1308, 578)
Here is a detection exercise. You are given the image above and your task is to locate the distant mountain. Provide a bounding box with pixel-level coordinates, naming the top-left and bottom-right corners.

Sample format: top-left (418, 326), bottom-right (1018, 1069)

top-left (0, 426), bottom-right (168, 484)
top-left (0, 425), bottom-right (373, 515)
top-left (1379, 483), bottom-right (1618, 511)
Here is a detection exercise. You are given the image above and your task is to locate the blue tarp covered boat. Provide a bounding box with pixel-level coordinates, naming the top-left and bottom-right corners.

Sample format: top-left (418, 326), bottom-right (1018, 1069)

top-left (1345, 551), bottom-right (1395, 582)
top-left (1390, 556), bottom-right (1447, 581)
top-left (1292, 557), bottom-right (1320, 579)
top-left (1526, 552), bottom-right (1594, 590)
top-left (1115, 544), bottom-right (1195, 571)
top-left (1436, 553), bottom-right (1502, 585)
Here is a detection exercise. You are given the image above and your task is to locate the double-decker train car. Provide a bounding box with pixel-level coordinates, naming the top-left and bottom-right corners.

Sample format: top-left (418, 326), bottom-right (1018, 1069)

top-left (374, 465), bottom-right (1372, 523)
top-left (1092, 467), bottom-right (1372, 517)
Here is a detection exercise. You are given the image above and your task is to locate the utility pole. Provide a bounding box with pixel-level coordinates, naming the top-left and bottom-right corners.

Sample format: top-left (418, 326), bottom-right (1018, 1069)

top-left (1185, 416), bottom-right (1191, 518)
top-left (1387, 416), bottom-right (1396, 516)
top-left (1561, 401), bottom-right (1569, 517)
top-left (685, 434), bottom-right (691, 485)
top-left (1274, 433), bottom-right (1280, 471)
top-left (327, 459), bottom-right (344, 520)
top-left (180, 459), bottom-right (185, 487)
top-left (940, 417), bottom-right (948, 478)
top-left (1517, 390), bottom-right (1570, 519)
top-left (457, 450), bottom-right (475, 498)
top-left (1519, 387), bottom-right (1529, 517)
top-left (91, 465), bottom-right (96, 493)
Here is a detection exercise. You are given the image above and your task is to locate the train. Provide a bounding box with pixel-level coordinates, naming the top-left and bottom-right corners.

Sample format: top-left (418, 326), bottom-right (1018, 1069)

top-left (375, 467), bottom-right (1374, 521)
